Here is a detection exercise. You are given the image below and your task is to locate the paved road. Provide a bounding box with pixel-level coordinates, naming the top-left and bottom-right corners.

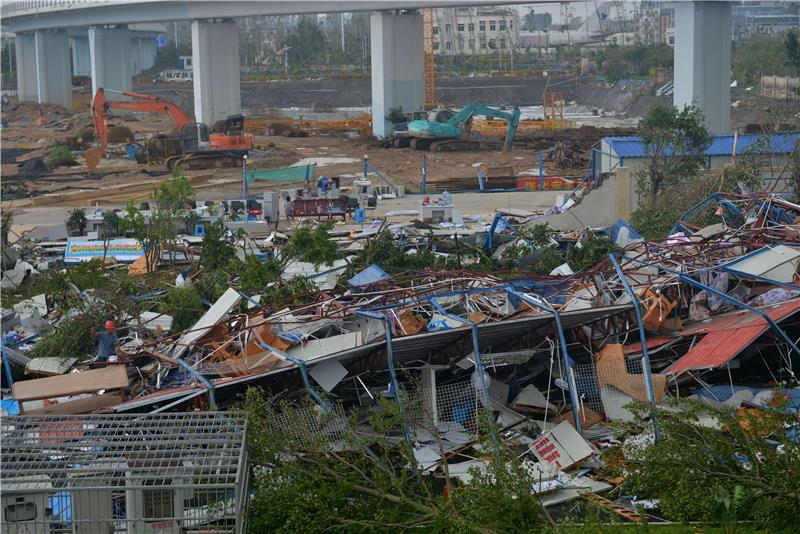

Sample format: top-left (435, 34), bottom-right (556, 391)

top-left (10, 190), bottom-right (562, 240)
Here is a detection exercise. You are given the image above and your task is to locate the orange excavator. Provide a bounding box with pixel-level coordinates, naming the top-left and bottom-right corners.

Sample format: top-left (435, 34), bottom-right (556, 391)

top-left (91, 87), bottom-right (253, 170)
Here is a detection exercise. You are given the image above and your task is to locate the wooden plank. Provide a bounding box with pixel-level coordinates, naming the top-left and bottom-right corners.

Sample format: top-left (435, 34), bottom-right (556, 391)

top-left (26, 392), bottom-right (123, 415)
top-left (12, 365), bottom-right (129, 402)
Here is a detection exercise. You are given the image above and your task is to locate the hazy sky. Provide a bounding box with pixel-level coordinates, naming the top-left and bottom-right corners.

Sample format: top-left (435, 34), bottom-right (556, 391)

top-left (512, 2), bottom-right (636, 24)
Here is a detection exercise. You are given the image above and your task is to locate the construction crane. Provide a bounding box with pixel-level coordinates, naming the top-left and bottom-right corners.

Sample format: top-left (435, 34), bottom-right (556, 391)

top-left (423, 8), bottom-right (436, 109)
top-left (90, 88), bottom-right (253, 170)
top-left (396, 103), bottom-right (521, 152)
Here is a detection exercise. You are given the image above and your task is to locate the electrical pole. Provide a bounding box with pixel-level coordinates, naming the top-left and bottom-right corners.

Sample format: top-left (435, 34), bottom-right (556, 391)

top-left (341, 12), bottom-right (345, 53)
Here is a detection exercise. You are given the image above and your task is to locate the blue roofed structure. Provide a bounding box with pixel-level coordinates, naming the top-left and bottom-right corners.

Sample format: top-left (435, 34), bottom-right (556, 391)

top-left (597, 131), bottom-right (800, 185)
top-left (603, 131), bottom-right (800, 159)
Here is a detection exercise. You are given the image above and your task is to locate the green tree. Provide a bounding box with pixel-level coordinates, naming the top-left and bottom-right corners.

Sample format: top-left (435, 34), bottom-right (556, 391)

top-left (1, 208), bottom-right (14, 246)
top-left (566, 233), bottom-right (618, 272)
top-left (712, 485), bottom-right (759, 534)
top-left (595, 43), bottom-right (673, 82)
top-left (201, 220), bottom-right (236, 270)
top-left (636, 102), bottom-right (712, 205)
top-left (284, 18), bottom-right (327, 67)
top-left (117, 171), bottom-right (195, 272)
top-left (785, 29), bottom-right (800, 71)
top-left (101, 211), bottom-right (120, 239)
top-left (282, 221), bottom-right (337, 268)
top-left (239, 388), bottom-right (549, 533)
top-left (627, 396), bottom-right (800, 530)
top-left (733, 35), bottom-right (795, 87)
top-left (722, 137), bottom-right (769, 193)
top-left (160, 286), bottom-right (204, 333)
top-left (66, 208), bottom-right (88, 236)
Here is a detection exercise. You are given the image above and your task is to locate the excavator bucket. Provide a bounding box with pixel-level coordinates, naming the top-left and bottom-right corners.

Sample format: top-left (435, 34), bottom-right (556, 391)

top-left (84, 147), bottom-right (102, 172)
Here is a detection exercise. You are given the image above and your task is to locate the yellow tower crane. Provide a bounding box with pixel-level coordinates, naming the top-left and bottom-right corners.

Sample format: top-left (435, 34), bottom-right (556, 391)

top-left (423, 8), bottom-right (436, 109)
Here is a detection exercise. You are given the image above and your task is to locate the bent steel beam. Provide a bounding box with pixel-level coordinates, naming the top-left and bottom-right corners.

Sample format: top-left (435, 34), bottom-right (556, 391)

top-left (504, 288), bottom-right (583, 434)
top-left (175, 357), bottom-right (216, 409)
top-left (608, 253), bottom-right (660, 440)
top-left (355, 309), bottom-right (419, 471)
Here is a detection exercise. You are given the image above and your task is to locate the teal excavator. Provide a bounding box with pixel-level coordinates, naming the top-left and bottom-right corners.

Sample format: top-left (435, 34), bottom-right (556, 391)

top-left (394, 103), bottom-right (521, 152)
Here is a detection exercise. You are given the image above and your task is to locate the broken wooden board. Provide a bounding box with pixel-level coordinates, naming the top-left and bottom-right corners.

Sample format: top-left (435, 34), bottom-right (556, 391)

top-left (25, 392), bottom-right (123, 415)
top-left (12, 365), bottom-right (128, 403)
top-left (25, 357), bottom-right (78, 376)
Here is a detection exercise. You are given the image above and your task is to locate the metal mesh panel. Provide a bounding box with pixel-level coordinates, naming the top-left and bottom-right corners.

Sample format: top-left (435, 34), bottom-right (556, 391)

top-left (572, 355), bottom-right (648, 421)
top-left (269, 403), bottom-right (349, 444)
top-left (1, 413), bottom-right (248, 534)
top-left (404, 379), bottom-right (480, 434)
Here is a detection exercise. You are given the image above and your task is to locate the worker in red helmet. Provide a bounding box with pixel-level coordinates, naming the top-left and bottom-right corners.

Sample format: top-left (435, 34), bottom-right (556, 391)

top-left (94, 319), bottom-right (119, 362)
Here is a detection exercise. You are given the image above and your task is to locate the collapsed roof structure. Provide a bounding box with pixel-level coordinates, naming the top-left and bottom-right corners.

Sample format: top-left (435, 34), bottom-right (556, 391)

top-left (3, 185), bottom-right (799, 516)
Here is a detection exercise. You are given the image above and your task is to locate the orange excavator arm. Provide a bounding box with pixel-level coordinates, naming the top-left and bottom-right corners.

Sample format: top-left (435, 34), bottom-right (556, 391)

top-left (91, 87), bottom-right (194, 149)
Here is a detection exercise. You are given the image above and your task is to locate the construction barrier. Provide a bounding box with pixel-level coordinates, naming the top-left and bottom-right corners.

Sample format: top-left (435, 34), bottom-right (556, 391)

top-left (516, 177), bottom-right (591, 191)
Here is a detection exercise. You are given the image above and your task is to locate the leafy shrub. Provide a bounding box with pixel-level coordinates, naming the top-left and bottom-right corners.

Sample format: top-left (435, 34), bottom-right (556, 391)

top-left (160, 286), bottom-right (204, 333)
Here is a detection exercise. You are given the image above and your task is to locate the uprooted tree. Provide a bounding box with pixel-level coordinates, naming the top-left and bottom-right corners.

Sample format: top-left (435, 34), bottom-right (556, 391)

top-left (239, 387), bottom-right (553, 533)
top-left (626, 396), bottom-right (800, 530)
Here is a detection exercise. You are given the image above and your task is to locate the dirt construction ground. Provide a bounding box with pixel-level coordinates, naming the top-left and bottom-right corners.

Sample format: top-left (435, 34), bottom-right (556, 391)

top-left (1, 95), bottom-right (612, 209)
top-left (4, 74), bottom-right (796, 213)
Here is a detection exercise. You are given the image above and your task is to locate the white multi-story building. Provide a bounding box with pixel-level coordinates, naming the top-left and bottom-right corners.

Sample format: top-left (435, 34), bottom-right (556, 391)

top-left (432, 6), bottom-right (520, 55)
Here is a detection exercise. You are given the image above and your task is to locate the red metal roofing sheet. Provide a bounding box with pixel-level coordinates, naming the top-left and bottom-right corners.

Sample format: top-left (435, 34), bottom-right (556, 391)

top-left (666, 300), bottom-right (800, 375)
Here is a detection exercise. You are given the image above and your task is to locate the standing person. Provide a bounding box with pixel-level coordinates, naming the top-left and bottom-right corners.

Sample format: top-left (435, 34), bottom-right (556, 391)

top-left (284, 195), bottom-right (294, 222)
top-left (95, 320), bottom-right (118, 362)
top-left (318, 175), bottom-right (329, 198)
top-left (303, 178), bottom-right (312, 199)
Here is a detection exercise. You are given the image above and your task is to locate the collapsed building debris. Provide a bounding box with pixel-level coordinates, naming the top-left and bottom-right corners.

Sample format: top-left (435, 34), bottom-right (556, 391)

top-left (3, 182), bottom-right (799, 518)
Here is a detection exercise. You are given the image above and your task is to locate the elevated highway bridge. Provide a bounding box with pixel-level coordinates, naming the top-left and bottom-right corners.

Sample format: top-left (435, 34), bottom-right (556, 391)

top-left (2, 0), bottom-right (733, 135)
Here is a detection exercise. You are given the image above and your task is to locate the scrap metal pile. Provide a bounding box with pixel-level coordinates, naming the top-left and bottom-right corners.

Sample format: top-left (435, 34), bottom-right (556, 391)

top-left (2, 190), bottom-right (799, 514)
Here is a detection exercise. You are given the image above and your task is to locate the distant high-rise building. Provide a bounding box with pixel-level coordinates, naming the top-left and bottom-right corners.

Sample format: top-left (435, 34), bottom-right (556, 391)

top-left (432, 6), bottom-right (520, 56)
top-left (732, 1), bottom-right (800, 40)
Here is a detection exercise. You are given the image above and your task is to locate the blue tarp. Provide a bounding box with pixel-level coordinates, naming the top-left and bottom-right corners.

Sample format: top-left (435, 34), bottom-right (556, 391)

top-left (1, 398), bottom-right (19, 416)
top-left (609, 219), bottom-right (643, 246)
top-left (347, 264), bottom-right (391, 287)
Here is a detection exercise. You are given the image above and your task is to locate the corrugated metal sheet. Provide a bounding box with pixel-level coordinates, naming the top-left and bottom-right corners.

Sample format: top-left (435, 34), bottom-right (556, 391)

top-left (605, 131), bottom-right (800, 159)
top-left (666, 299), bottom-right (800, 376)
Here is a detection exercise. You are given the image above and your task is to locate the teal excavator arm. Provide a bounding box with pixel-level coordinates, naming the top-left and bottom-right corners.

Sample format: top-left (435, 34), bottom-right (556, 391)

top-left (446, 103), bottom-right (521, 151)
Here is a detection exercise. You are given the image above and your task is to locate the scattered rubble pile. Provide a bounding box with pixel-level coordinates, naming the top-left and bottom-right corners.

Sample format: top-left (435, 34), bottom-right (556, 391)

top-left (2, 189), bottom-right (799, 519)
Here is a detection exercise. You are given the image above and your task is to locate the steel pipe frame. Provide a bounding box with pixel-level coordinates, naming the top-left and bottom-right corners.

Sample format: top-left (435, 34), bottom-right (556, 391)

top-left (504, 288), bottom-right (583, 434)
top-left (428, 297), bottom-right (499, 452)
top-left (355, 309), bottom-right (419, 471)
top-left (175, 356), bottom-right (216, 409)
top-left (608, 252), bottom-right (660, 440)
